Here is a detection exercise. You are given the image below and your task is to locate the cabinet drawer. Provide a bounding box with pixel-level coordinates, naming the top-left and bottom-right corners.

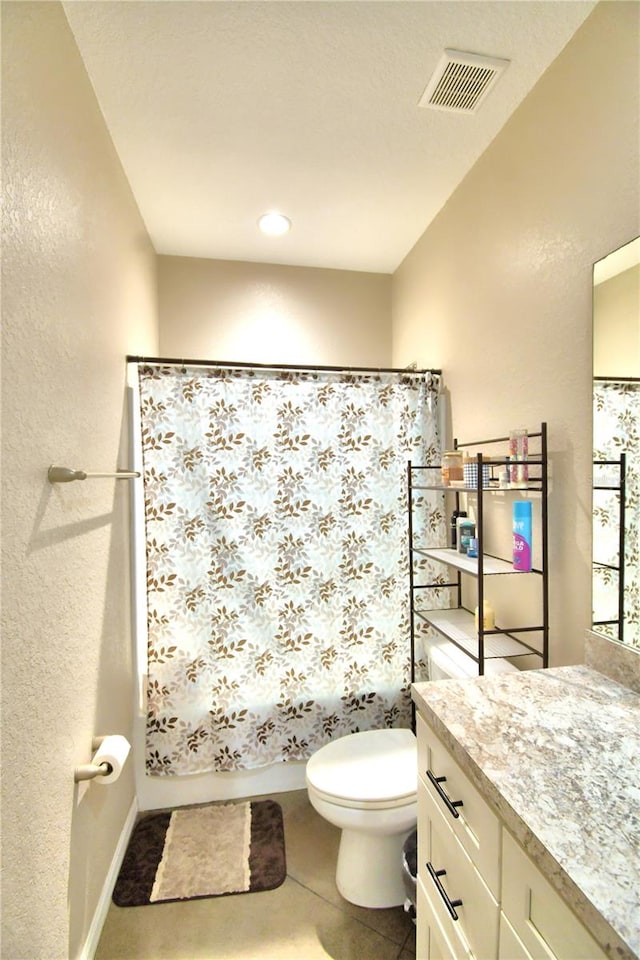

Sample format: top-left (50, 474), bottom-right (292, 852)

top-left (417, 712), bottom-right (501, 896)
top-left (419, 782), bottom-right (500, 960)
top-left (501, 831), bottom-right (607, 960)
top-left (417, 875), bottom-right (472, 960)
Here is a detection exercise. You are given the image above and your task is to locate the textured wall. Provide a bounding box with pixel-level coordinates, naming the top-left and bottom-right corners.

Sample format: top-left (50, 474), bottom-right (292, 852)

top-left (1, 4), bottom-right (158, 958)
top-left (392, 1), bottom-right (640, 666)
top-left (158, 255), bottom-right (392, 366)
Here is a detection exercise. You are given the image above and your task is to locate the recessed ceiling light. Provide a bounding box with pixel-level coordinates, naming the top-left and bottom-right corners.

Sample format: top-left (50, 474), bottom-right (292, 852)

top-left (257, 212), bottom-right (292, 236)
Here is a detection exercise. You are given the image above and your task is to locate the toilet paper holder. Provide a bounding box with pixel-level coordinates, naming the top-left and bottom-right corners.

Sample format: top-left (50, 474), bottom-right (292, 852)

top-left (74, 735), bottom-right (128, 783)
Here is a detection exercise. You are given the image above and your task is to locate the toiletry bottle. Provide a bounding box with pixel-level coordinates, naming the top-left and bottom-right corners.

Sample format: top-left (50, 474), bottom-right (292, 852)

top-left (512, 501), bottom-right (532, 572)
top-left (509, 429), bottom-right (529, 488)
top-left (450, 510), bottom-right (466, 549)
top-left (457, 518), bottom-right (475, 554)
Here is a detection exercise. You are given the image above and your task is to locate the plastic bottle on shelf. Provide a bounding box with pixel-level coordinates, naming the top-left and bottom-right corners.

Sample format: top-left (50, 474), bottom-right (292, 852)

top-left (450, 510), bottom-right (466, 549)
top-left (509, 429), bottom-right (529, 488)
top-left (457, 518), bottom-right (476, 554)
top-left (513, 501), bottom-right (532, 571)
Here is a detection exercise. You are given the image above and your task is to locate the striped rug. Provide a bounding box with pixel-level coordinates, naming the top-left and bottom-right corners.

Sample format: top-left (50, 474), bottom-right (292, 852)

top-left (112, 799), bottom-right (286, 907)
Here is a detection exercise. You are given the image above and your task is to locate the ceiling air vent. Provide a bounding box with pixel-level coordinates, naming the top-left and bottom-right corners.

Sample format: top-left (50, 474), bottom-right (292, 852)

top-left (419, 49), bottom-right (510, 114)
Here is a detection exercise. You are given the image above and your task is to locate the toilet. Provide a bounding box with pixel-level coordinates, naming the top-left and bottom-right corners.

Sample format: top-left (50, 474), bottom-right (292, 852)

top-left (305, 727), bottom-right (417, 909)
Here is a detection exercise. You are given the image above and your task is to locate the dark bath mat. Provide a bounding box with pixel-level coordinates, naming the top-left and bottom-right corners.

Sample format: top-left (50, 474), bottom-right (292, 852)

top-left (112, 799), bottom-right (286, 906)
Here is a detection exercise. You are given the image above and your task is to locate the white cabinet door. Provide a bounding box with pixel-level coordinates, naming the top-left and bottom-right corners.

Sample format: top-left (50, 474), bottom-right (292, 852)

top-left (499, 912), bottom-right (533, 960)
top-left (501, 831), bottom-right (607, 960)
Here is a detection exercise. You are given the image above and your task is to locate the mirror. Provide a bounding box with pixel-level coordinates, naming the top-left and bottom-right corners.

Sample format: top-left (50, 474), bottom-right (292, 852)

top-left (592, 237), bottom-right (640, 649)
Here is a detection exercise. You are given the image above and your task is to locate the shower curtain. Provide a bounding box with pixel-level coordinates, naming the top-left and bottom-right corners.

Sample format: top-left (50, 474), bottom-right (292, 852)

top-left (593, 379), bottom-right (639, 648)
top-left (138, 363), bottom-right (442, 774)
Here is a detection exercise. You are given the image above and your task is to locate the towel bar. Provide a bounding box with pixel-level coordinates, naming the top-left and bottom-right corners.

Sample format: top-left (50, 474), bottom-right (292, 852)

top-left (48, 466), bottom-right (140, 483)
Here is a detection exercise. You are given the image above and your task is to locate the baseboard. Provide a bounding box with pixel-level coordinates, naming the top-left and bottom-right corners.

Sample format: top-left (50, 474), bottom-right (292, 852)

top-left (79, 797), bottom-right (138, 960)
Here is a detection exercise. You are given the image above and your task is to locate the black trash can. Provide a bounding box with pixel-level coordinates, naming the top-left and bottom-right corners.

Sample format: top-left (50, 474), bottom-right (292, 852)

top-left (402, 828), bottom-right (417, 921)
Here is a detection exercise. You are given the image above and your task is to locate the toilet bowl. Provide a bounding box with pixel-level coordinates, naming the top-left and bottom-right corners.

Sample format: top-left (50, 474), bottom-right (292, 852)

top-left (305, 727), bottom-right (417, 909)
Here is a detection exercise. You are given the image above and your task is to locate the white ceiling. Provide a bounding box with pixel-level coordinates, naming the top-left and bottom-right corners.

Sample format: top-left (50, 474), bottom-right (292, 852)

top-left (63, 1), bottom-right (595, 274)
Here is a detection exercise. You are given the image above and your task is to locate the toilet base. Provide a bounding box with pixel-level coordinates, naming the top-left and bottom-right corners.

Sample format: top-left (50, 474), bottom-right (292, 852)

top-left (335, 826), bottom-right (414, 909)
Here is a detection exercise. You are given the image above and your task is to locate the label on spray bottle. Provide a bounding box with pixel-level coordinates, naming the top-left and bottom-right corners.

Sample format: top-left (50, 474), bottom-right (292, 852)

top-left (512, 501), bottom-right (532, 572)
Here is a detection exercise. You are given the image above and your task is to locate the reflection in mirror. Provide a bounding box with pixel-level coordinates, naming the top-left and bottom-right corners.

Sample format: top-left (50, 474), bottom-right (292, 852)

top-left (592, 237), bottom-right (640, 648)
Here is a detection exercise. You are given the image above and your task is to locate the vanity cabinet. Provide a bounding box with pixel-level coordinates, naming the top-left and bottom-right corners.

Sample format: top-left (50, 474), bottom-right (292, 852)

top-left (416, 713), bottom-right (607, 960)
top-left (416, 713), bottom-right (499, 959)
top-left (408, 423), bottom-right (549, 677)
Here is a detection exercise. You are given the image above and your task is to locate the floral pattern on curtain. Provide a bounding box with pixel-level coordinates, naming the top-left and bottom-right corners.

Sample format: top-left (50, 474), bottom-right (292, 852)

top-left (593, 380), bottom-right (640, 648)
top-left (138, 364), bottom-right (443, 774)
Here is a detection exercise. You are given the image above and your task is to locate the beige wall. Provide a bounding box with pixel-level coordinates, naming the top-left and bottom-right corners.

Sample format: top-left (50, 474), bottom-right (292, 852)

top-left (593, 265), bottom-right (640, 377)
top-left (1, 4), bottom-right (158, 959)
top-left (392, 1), bottom-right (640, 666)
top-left (158, 256), bottom-right (392, 366)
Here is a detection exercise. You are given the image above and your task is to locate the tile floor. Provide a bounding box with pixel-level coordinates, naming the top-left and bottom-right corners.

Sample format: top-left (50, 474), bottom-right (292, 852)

top-left (96, 790), bottom-right (416, 960)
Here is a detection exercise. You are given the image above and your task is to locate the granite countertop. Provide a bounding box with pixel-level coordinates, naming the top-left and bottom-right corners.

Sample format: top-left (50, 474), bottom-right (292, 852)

top-left (412, 665), bottom-right (640, 960)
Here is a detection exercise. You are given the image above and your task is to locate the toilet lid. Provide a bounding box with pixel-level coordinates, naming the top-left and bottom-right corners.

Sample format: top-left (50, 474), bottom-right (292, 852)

top-left (306, 728), bottom-right (417, 804)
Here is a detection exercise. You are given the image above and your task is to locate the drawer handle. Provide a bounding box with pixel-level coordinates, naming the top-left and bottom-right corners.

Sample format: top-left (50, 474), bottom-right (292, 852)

top-left (426, 862), bottom-right (463, 921)
top-left (426, 769), bottom-right (464, 819)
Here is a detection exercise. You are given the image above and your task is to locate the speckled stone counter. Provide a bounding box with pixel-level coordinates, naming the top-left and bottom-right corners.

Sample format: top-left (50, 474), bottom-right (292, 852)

top-left (412, 665), bottom-right (640, 960)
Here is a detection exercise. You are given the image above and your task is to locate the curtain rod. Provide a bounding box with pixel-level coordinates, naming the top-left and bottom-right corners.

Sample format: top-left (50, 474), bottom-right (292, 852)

top-left (126, 355), bottom-right (441, 376)
top-left (594, 375), bottom-right (640, 383)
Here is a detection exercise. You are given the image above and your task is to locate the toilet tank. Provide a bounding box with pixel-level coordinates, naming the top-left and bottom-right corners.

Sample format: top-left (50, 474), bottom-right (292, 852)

top-left (428, 640), bottom-right (519, 680)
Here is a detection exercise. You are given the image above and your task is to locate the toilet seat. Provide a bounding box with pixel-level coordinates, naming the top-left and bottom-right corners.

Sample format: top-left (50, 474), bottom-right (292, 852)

top-left (306, 728), bottom-right (417, 808)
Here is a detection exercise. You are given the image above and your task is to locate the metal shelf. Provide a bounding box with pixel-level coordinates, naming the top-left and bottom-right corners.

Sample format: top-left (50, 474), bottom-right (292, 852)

top-left (412, 547), bottom-right (519, 577)
top-left (407, 422), bottom-right (549, 683)
top-left (592, 454), bottom-right (626, 644)
top-left (415, 607), bottom-right (540, 660)
top-left (411, 484), bottom-right (543, 493)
